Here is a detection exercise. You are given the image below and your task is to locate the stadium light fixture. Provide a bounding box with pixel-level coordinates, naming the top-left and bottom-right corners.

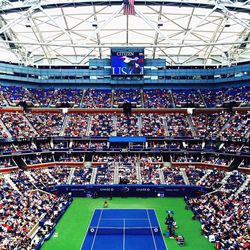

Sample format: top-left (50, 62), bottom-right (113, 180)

top-left (157, 19), bottom-right (163, 27)
top-left (25, 18), bottom-right (31, 28)
top-left (92, 20), bottom-right (98, 28)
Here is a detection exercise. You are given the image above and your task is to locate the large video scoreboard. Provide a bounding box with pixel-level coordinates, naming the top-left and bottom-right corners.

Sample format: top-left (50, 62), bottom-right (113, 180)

top-left (111, 48), bottom-right (144, 76)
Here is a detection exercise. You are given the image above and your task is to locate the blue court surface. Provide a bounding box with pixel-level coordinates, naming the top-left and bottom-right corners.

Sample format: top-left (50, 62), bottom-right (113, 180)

top-left (81, 209), bottom-right (167, 250)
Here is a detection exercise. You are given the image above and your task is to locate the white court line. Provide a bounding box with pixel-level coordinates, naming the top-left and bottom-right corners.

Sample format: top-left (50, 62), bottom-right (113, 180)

top-left (100, 208), bottom-right (155, 210)
top-left (146, 209), bottom-right (158, 250)
top-left (123, 218), bottom-right (126, 250)
top-left (80, 209), bottom-right (100, 250)
top-left (153, 209), bottom-right (168, 250)
top-left (101, 218), bottom-right (148, 221)
top-left (86, 226), bottom-right (157, 229)
top-left (90, 209), bottom-right (103, 250)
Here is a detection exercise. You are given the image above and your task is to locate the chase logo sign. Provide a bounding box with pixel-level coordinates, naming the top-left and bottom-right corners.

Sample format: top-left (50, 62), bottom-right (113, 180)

top-left (135, 188), bottom-right (151, 192)
top-left (99, 188), bottom-right (114, 192)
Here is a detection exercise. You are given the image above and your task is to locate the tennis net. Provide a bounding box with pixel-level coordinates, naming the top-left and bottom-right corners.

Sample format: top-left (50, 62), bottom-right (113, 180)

top-left (88, 226), bottom-right (161, 235)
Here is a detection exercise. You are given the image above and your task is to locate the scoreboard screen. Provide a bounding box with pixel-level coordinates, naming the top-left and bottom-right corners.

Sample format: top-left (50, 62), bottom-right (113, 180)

top-left (111, 48), bottom-right (144, 76)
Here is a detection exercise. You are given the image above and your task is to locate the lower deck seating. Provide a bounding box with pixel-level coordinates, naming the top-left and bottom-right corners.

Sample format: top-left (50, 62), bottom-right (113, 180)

top-left (0, 178), bottom-right (70, 250)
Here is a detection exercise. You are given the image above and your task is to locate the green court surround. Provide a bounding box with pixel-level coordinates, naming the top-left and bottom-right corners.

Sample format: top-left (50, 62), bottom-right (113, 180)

top-left (42, 197), bottom-right (214, 250)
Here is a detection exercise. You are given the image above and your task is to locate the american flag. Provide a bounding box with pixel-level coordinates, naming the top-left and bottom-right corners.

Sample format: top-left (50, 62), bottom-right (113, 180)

top-left (123, 0), bottom-right (135, 15)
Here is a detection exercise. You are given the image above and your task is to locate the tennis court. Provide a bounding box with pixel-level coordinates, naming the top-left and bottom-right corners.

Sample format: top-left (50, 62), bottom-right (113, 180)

top-left (81, 208), bottom-right (167, 250)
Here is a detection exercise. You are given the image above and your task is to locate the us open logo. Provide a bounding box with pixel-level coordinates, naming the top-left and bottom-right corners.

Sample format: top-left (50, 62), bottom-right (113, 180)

top-left (121, 187), bottom-right (130, 192)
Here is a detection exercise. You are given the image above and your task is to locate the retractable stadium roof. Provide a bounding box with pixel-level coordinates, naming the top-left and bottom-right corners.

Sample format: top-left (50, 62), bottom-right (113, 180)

top-left (0, 0), bottom-right (249, 66)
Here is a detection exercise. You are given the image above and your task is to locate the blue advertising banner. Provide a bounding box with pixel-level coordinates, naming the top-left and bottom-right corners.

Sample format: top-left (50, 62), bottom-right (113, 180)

top-left (109, 136), bottom-right (146, 142)
top-left (111, 48), bottom-right (144, 76)
top-left (48, 184), bottom-right (211, 197)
